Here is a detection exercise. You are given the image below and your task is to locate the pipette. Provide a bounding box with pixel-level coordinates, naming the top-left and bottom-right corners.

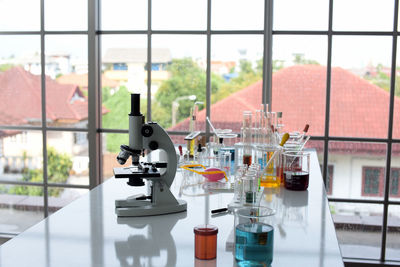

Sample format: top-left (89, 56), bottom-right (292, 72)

top-left (206, 116), bottom-right (218, 137)
top-left (264, 133), bottom-right (290, 169)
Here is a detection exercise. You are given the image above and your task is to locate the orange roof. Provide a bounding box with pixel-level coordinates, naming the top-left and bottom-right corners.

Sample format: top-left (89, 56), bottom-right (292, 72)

top-left (169, 65), bottom-right (400, 139)
top-left (57, 73), bottom-right (120, 88)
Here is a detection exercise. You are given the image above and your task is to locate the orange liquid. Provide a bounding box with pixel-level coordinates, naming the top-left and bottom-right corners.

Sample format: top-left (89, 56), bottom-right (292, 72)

top-left (195, 233), bottom-right (217, 260)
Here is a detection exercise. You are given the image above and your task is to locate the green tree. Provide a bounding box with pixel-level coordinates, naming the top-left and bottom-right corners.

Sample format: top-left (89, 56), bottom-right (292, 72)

top-left (211, 59), bottom-right (263, 103)
top-left (9, 147), bottom-right (73, 197)
top-left (154, 58), bottom-right (224, 128)
top-left (364, 64), bottom-right (400, 97)
top-left (0, 64), bottom-right (16, 72)
top-left (293, 53), bottom-right (320, 65)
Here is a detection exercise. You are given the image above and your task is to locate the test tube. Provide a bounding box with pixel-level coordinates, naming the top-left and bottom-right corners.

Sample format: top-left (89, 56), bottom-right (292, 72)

top-left (241, 111), bottom-right (253, 166)
top-left (276, 112), bottom-right (283, 132)
top-left (254, 110), bottom-right (264, 145)
top-left (233, 166), bottom-right (246, 203)
top-left (242, 172), bottom-right (258, 206)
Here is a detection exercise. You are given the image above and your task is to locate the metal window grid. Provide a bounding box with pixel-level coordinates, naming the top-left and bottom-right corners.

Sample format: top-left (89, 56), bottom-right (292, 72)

top-left (0, 0), bottom-right (399, 264)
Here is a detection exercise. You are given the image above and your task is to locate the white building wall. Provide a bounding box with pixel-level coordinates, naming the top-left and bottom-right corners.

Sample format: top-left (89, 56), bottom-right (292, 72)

top-left (326, 153), bottom-right (400, 216)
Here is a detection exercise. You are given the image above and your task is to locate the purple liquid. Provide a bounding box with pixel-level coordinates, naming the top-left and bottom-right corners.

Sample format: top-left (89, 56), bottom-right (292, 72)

top-left (284, 171), bottom-right (309, 191)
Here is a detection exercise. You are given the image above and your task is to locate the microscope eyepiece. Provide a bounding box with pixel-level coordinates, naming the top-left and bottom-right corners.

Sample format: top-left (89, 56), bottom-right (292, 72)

top-left (130, 94), bottom-right (141, 116)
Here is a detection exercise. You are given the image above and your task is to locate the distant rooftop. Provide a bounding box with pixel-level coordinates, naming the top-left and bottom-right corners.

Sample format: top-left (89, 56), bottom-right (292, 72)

top-left (56, 73), bottom-right (119, 88)
top-left (169, 65), bottom-right (400, 153)
top-left (103, 48), bottom-right (171, 64)
top-left (0, 67), bottom-right (107, 129)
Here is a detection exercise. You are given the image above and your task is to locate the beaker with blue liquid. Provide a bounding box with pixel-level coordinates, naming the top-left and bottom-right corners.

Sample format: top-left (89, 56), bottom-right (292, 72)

top-left (234, 207), bottom-right (275, 267)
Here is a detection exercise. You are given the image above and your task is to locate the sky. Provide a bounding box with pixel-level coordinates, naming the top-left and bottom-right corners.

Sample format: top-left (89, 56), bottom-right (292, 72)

top-left (0, 0), bottom-right (398, 69)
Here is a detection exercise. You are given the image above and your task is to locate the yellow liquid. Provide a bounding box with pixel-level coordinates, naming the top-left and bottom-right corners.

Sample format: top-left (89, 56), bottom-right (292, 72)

top-left (188, 139), bottom-right (195, 156)
top-left (260, 175), bottom-right (280, 188)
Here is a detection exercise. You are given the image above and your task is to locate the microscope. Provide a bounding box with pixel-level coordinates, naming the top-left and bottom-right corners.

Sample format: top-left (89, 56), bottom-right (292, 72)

top-left (113, 93), bottom-right (187, 216)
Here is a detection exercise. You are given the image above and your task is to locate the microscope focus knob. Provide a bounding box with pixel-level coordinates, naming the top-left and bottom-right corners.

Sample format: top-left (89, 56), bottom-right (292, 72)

top-left (148, 141), bottom-right (159, 150)
top-left (141, 125), bottom-right (153, 137)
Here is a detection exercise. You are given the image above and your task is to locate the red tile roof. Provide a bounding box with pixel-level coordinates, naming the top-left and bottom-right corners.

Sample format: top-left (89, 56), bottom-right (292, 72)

top-left (169, 65), bottom-right (400, 143)
top-left (0, 67), bottom-right (98, 126)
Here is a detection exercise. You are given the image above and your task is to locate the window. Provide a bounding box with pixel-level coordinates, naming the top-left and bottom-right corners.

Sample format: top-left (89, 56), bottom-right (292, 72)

top-left (362, 167), bottom-right (383, 196)
top-left (362, 167), bottom-right (400, 198)
top-left (1, 0), bottom-right (400, 264)
top-left (112, 63), bottom-right (128, 71)
top-left (390, 169), bottom-right (400, 197)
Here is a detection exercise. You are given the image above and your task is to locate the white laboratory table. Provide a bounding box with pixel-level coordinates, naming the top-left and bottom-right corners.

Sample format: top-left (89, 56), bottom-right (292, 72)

top-left (0, 151), bottom-right (343, 267)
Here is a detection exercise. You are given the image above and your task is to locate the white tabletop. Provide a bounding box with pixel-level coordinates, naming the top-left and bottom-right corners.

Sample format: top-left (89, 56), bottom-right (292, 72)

top-left (0, 151), bottom-right (343, 267)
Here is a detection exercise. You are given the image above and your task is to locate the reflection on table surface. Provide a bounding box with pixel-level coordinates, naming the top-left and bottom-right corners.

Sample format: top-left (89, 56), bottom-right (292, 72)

top-left (0, 151), bottom-right (343, 267)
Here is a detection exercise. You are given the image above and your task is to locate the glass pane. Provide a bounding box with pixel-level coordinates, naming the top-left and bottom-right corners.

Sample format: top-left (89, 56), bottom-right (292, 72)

top-left (333, 0), bottom-right (394, 31)
top-left (390, 143), bottom-right (400, 202)
top-left (331, 203), bottom-right (382, 260)
top-left (205, 35), bottom-right (263, 132)
top-left (48, 187), bottom-right (89, 215)
top-left (47, 131), bottom-right (89, 186)
top-left (394, 37), bottom-right (400, 139)
top-left (101, 35), bottom-right (147, 130)
top-left (386, 205), bottom-right (400, 261)
top-left (0, 0), bottom-right (40, 31)
top-left (272, 35), bottom-right (327, 136)
top-left (153, 0), bottom-right (206, 30)
top-left (45, 35), bottom-right (88, 128)
top-left (152, 35), bottom-right (206, 130)
top-left (328, 141), bottom-right (387, 200)
top-left (0, 130), bottom-right (43, 182)
top-left (101, 0), bottom-right (147, 30)
top-left (102, 133), bottom-right (129, 181)
top-left (45, 0), bottom-right (88, 31)
top-left (0, 185), bottom-right (44, 234)
top-left (330, 36), bottom-right (392, 138)
top-left (273, 0), bottom-right (328, 31)
top-left (211, 0), bottom-right (264, 30)
top-left (0, 35), bottom-right (42, 126)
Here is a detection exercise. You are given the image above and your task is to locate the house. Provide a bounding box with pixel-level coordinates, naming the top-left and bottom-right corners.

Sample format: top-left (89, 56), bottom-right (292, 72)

top-left (102, 48), bottom-right (172, 96)
top-left (56, 73), bottom-right (120, 92)
top-left (169, 65), bottom-right (400, 215)
top-left (0, 67), bottom-right (107, 175)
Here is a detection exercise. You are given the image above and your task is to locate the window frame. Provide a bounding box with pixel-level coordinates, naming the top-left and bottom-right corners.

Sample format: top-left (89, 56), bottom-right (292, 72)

top-left (0, 0), bottom-right (399, 264)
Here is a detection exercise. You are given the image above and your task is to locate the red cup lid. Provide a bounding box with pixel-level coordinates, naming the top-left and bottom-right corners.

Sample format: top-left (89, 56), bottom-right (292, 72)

top-left (194, 224), bottom-right (218, 236)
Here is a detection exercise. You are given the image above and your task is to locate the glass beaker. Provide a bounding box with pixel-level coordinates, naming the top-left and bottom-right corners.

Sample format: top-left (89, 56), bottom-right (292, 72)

top-left (259, 145), bottom-right (281, 188)
top-left (234, 206), bottom-right (275, 266)
top-left (283, 151), bottom-right (310, 191)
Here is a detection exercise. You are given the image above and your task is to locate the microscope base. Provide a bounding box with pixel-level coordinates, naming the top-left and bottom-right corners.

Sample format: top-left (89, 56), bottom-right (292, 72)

top-left (115, 199), bottom-right (187, 217)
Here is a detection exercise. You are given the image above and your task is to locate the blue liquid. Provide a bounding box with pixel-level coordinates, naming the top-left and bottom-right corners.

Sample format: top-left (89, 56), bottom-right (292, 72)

top-left (235, 222), bottom-right (274, 267)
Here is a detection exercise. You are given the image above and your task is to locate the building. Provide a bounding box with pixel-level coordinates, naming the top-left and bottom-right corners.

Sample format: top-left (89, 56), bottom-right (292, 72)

top-left (56, 73), bottom-right (120, 92)
top-left (102, 48), bottom-right (172, 96)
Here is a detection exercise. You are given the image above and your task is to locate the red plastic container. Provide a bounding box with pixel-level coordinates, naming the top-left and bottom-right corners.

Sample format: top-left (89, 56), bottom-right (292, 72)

top-left (194, 225), bottom-right (218, 260)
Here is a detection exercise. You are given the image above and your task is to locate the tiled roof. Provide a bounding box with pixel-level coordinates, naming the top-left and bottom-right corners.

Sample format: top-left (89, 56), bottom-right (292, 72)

top-left (169, 65), bottom-right (400, 140)
top-left (0, 67), bottom-right (92, 125)
top-left (57, 73), bottom-right (120, 88)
